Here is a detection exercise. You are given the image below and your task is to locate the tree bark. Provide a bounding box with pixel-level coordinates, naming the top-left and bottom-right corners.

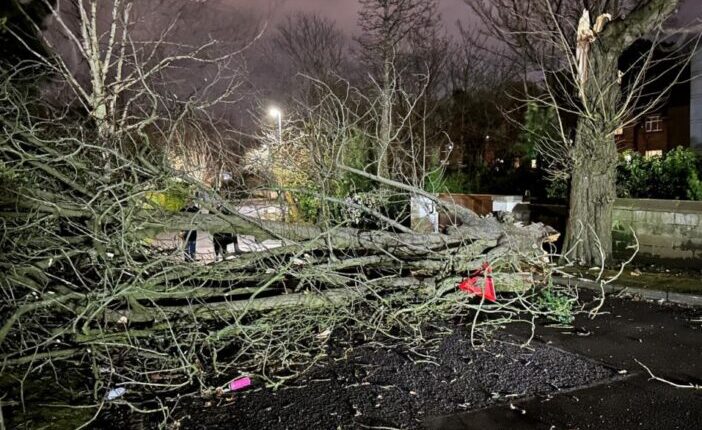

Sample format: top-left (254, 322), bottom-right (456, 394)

top-left (566, 44), bottom-right (620, 266)
top-left (565, 0), bottom-right (679, 265)
top-left (377, 54), bottom-right (393, 179)
top-left (565, 119), bottom-right (618, 266)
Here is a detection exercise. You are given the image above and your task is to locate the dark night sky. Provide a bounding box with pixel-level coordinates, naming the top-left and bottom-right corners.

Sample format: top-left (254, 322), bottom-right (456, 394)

top-left (219, 0), bottom-right (483, 36)
top-left (176, 0), bottom-right (702, 126)
top-left (218, 0), bottom-right (702, 37)
top-left (36, 0), bottom-right (702, 128)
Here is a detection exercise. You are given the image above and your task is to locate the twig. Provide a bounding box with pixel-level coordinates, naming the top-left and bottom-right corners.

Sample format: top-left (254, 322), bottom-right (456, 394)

top-left (635, 359), bottom-right (701, 390)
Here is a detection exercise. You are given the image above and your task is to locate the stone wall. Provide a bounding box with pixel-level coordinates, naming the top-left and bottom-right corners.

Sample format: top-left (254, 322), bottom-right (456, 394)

top-left (612, 199), bottom-right (702, 268)
top-left (528, 199), bottom-right (702, 268)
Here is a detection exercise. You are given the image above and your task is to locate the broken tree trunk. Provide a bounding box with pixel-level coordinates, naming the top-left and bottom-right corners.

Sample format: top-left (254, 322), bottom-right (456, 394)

top-left (564, 0), bottom-right (680, 265)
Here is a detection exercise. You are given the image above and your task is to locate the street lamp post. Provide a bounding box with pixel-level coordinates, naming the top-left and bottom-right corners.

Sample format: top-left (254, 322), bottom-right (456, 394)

top-left (268, 107), bottom-right (282, 145)
top-left (266, 106), bottom-right (298, 219)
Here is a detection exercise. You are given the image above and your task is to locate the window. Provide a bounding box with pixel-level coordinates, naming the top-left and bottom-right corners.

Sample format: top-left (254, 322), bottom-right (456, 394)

top-left (644, 115), bottom-right (662, 133)
top-left (530, 159), bottom-right (537, 169)
top-left (644, 149), bottom-right (663, 159)
top-left (615, 127), bottom-right (624, 136)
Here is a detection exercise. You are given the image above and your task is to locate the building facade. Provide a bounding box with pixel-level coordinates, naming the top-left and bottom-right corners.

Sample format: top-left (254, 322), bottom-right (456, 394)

top-left (617, 45), bottom-right (702, 156)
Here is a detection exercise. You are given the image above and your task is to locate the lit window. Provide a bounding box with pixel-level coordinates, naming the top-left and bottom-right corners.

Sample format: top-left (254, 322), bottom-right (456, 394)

top-left (644, 115), bottom-right (662, 133)
top-left (615, 127), bottom-right (624, 136)
top-left (644, 150), bottom-right (663, 159)
top-left (531, 159), bottom-right (537, 169)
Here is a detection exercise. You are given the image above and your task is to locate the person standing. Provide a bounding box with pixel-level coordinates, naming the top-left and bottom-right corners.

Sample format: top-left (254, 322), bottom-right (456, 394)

top-left (183, 201), bottom-right (199, 261)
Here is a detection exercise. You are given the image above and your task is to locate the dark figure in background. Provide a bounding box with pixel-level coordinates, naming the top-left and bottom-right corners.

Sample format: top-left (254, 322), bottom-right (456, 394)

top-left (208, 192), bottom-right (235, 260)
top-left (184, 229), bottom-right (197, 261)
top-left (213, 233), bottom-right (236, 260)
top-left (183, 203), bottom-right (199, 261)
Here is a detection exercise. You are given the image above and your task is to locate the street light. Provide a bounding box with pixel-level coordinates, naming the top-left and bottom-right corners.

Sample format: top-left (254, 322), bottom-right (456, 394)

top-left (268, 107), bottom-right (282, 145)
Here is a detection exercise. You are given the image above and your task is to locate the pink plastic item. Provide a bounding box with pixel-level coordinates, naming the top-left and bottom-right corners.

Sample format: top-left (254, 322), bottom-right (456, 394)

top-left (228, 376), bottom-right (252, 392)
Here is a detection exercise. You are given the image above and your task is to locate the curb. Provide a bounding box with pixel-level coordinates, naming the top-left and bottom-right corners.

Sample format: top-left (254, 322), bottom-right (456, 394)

top-left (552, 276), bottom-right (702, 307)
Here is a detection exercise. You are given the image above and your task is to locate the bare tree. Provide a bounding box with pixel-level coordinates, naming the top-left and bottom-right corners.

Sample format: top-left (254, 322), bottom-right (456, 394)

top-left (441, 25), bottom-right (522, 172)
top-left (274, 13), bottom-right (345, 81)
top-left (467, 0), bottom-right (693, 265)
top-left (10, 0), bottom-right (261, 144)
top-left (356, 0), bottom-right (442, 179)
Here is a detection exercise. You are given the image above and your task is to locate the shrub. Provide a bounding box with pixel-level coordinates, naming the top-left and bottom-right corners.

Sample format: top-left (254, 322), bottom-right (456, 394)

top-left (421, 168), bottom-right (482, 195)
top-left (279, 130), bottom-right (379, 224)
top-left (617, 147), bottom-right (702, 200)
top-left (516, 101), bottom-right (557, 160)
top-left (443, 170), bottom-right (479, 194)
top-left (545, 178), bottom-right (569, 201)
top-left (537, 287), bottom-right (575, 325)
top-left (145, 179), bottom-right (192, 212)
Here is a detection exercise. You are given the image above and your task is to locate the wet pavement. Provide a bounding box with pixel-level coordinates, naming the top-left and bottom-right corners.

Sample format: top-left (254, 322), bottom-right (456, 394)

top-left (426, 294), bottom-right (702, 430)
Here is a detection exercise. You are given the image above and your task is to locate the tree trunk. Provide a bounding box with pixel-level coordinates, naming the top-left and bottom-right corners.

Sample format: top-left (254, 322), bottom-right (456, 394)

top-left (564, 32), bottom-right (621, 266)
top-left (563, 0), bottom-right (681, 266)
top-left (377, 55), bottom-right (393, 179)
top-left (565, 119), bottom-right (618, 266)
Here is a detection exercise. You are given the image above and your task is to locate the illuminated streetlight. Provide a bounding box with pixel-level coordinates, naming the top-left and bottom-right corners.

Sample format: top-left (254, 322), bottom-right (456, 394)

top-left (268, 107), bottom-right (281, 118)
top-left (268, 107), bottom-right (282, 145)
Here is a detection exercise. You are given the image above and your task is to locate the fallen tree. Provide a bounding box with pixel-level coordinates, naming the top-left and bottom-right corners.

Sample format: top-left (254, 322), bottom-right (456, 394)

top-left (0, 98), bottom-right (571, 421)
top-left (1, 41), bottom-right (584, 430)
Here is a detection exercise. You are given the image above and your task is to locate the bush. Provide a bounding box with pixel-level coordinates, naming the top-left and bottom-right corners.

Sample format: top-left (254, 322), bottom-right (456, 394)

top-left (422, 167), bottom-right (445, 194)
top-left (145, 179), bottom-right (192, 212)
top-left (617, 147), bottom-right (702, 200)
top-left (545, 178), bottom-right (568, 201)
top-left (480, 163), bottom-right (544, 197)
top-left (537, 287), bottom-right (575, 325)
top-left (443, 170), bottom-right (480, 194)
top-left (280, 130), bottom-right (380, 224)
top-left (421, 168), bottom-right (483, 195)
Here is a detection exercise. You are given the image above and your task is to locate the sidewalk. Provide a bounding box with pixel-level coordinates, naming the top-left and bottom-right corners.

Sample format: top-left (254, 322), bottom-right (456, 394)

top-left (426, 293), bottom-right (702, 429)
top-left (557, 268), bottom-right (702, 302)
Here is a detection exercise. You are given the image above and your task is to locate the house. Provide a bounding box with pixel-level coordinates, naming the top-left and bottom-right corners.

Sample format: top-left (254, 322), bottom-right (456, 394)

top-left (616, 43), bottom-right (702, 156)
top-left (440, 40), bottom-right (702, 174)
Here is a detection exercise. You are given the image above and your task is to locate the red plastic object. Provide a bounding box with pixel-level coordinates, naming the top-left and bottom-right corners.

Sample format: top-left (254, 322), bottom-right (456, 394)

top-left (458, 262), bottom-right (497, 302)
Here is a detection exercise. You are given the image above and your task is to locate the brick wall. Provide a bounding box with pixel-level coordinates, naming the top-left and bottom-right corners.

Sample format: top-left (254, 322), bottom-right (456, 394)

top-left (612, 199), bottom-right (702, 268)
